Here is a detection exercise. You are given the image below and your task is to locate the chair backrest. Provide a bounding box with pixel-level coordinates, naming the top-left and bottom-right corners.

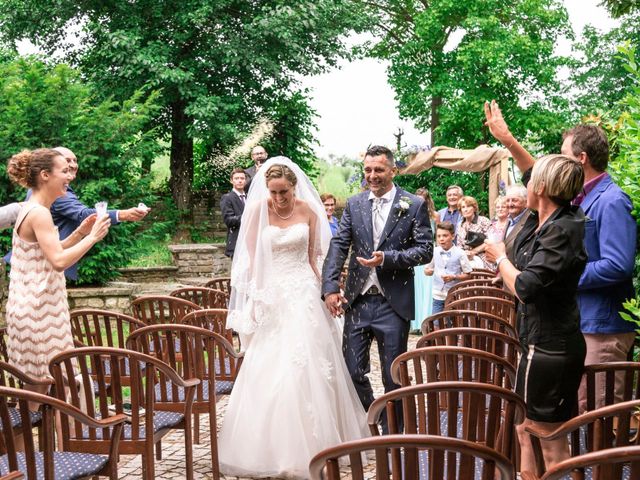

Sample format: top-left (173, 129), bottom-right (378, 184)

top-left (446, 297), bottom-right (516, 328)
top-left (0, 385), bottom-right (125, 480)
top-left (416, 327), bottom-right (520, 370)
top-left (169, 287), bottom-right (227, 309)
top-left (70, 309), bottom-right (145, 349)
top-left (182, 308), bottom-right (240, 352)
top-left (127, 323), bottom-right (242, 398)
top-left (309, 434), bottom-right (514, 480)
top-left (445, 286), bottom-right (515, 307)
top-left (391, 346), bottom-right (516, 389)
top-left (48, 346), bottom-right (199, 445)
top-left (367, 382), bottom-right (525, 465)
top-left (526, 400), bottom-right (640, 478)
top-left (421, 310), bottom-right (517, 339)
top-left (469, 270), bottom-right (496, 279)
top-left (131, 295), bottom-right (201, 324)
top-left (583, 362), bottom-right (640, 411)
top-left (447, 278), bottom-right (498, 295)
top-left (204, 277), bottom-right (231, 297)
top-left (541, 445), bottom-right (640, 480)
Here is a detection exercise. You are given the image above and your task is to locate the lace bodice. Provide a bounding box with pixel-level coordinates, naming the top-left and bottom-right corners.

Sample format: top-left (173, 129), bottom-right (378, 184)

top-left (265, 222), bottom-right (312, 275)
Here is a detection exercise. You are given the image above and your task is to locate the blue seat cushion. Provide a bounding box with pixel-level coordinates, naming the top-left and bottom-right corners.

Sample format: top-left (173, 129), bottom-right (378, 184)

top-left (0, 451), bottom-right (108, 480)
top-left (80, 411), bottom-right (184, 439)
top-left (0, 407), bottom-right (42, 431)
top-left (154, 379), bottom-right (233, 402)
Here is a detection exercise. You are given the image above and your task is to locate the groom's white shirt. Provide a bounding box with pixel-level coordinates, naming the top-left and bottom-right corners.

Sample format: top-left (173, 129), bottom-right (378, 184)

top-left (361, 185), bottom-right (396, 295)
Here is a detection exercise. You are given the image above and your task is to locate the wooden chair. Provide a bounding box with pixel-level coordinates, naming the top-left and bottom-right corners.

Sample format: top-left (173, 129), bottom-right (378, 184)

top-left (446, 297), bottom-right (517, 329)
top-left (416, 327), bottom-right (520, 370)
top-left (421, 310), bottom-right (517, 339)
top-left (469, 269), bottom-right (497, 279)
top-left (169, 287), bottom-right (227, 309)
top-left (524, 399), bottom-right (640, 478)
top-left (368, 382), bottom-right (525, 468)
top-left (131, 295), bottom-right (201, 325)
top-left (0, 386), bottom-right (125, 480)
top-left (204, 277), bottom-right (231, 299)
top-left (0, 361), bottom-right (53, 452)
top-left (48, 346), bottom-right (199, 480)
top-left (70, 309), bottom-right (146, 386)
top-left (583, 362), bottom-right (640, 412)
top-left (182, 308), bottom-right (242, 355)
top-left (390, 346), bottom-right (516, 390)
top-left (445, 286), bottom-right (515, 307)
top-left (520, 446), bottom-right (640, 480)
top-left (0, 472), bottom-right (23, 479)
top-left (127, 324), bottom-right (243, 480)
top-left (447, 278), bottom-right (499, 296)
top-left (309, 434), bottom-right (515, 480)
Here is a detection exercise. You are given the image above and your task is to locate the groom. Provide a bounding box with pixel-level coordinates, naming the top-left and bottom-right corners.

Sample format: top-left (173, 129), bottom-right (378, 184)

top-left (322, 145), bottom-right (433, 428)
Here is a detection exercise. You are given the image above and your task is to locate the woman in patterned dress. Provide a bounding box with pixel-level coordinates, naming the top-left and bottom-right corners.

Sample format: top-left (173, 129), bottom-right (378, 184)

top-left (5, 148), bottom-right (111, 398)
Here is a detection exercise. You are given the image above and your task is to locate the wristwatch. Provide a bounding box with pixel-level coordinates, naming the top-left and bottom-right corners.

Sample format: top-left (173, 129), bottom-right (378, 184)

top-left (495, 255), bottom-right (508, 267)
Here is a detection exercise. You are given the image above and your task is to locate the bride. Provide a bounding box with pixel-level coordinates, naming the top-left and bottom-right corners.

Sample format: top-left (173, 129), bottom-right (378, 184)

top-left (218, 157), bottom-right (369, 478)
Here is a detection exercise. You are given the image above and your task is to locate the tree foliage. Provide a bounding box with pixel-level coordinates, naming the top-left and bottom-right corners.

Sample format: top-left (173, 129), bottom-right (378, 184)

top-left (600, 0), bottom-right (640, 18)
top-left (0, 0), bottom-right (366, 209)
top-left (360, 0), bottom-right (573, 152)
top-left (0, 54), bottom-right (161, 284)
top-left (571, 13), bottom-right (640, 120)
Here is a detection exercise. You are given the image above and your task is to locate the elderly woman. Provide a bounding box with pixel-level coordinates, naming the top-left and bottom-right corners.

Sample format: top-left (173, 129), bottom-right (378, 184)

top-left (455, 195), bottom-right (492, 269)
top-left (320, 193), bottom-right (340, 236)
top-left (487, 195), bottom-right (509, 242)
top-left (485, 154), bottom-right (586, 474)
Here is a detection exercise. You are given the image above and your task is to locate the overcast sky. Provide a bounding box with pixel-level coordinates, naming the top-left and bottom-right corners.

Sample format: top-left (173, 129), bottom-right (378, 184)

top-left (303, 0), bottom-right (621, 158)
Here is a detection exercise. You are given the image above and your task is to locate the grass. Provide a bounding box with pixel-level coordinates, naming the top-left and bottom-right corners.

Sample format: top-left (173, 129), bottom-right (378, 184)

top-left (126, 238), bottom-right (173, 267)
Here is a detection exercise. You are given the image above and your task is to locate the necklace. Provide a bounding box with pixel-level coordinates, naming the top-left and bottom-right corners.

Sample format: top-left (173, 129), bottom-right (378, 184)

top-left (272, 198), bottom-right (296, 220)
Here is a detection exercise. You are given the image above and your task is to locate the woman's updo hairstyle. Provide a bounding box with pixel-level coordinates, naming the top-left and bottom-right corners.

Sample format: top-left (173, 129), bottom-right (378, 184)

top-left (7, 148), bottom-right (62, 189)
top-left (265, 163), bottom-right (298, 187)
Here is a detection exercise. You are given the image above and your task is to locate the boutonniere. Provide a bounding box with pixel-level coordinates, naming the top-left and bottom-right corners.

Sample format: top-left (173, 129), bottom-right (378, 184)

top-left (395, 196), bottom-right (412, 216)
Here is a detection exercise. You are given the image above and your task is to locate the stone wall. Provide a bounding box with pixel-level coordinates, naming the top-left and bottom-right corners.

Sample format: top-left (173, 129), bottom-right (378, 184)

top-left (168, 243), bottom-right (231, 278)
top-left (117, 266), bottom-right (179, 283)
top-left (67, 286), bottom-right (134, 313)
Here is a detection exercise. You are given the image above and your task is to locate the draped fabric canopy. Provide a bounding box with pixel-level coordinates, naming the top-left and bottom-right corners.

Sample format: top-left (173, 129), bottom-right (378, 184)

top-left (400, 145), bottom-right (512, 217)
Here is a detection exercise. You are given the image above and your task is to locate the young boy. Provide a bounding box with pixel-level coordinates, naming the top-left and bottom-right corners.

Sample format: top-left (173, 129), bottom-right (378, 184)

top-left (424, 221), bottom-right (473, 314)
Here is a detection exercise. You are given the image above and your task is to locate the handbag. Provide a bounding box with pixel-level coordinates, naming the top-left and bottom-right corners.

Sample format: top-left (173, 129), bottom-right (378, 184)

top-left (465, 230), bottom-right (486, 248)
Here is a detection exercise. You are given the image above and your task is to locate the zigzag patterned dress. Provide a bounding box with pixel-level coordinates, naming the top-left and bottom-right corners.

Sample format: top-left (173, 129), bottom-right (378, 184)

top-left (6, 203), bottom-right (75, 379)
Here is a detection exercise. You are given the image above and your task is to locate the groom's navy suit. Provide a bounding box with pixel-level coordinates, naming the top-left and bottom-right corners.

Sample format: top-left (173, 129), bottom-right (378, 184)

top-left (322, 185), bottom-right (433, 422)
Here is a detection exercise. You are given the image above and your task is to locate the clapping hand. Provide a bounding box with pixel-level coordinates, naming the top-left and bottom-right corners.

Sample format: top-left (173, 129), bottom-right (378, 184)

top-left (484, 240), bottom-right (506, 263)
top-left (88, 214), bottom-right (111, 242)
top-left (77, 214), bottom-right (97, 237)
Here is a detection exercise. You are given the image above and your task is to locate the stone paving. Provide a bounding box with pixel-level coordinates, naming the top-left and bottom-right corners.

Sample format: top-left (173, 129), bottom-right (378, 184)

top-left (118, 335), bottom-right (421, 479)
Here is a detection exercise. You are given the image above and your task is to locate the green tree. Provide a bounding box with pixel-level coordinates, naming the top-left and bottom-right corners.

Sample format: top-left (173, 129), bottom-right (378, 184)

top-left (0, 54), bottom-right (161, 284)
top-left (601, 0), bottom-right (640, 17)
top-left (360, 0), bottom-right (573, 151)
top-left (0, 1), bottom-right (365, 209)
top-left (571, 13), bottom-right (640, 120)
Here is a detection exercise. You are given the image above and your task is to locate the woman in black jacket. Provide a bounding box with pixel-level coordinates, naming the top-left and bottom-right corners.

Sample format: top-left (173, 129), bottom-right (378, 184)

top-left (485, 154), bottom-right (587, 475)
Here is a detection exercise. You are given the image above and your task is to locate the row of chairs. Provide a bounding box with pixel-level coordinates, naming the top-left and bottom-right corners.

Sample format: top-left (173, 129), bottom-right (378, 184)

top-left (0, 277), bottom-right (236, 480)
top-left (310, 271), bottom-right (640, 479)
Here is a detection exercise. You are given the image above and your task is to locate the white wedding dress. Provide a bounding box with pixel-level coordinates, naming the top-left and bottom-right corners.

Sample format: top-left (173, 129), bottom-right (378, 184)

top-left (218, 222), bottom-right (369, 479)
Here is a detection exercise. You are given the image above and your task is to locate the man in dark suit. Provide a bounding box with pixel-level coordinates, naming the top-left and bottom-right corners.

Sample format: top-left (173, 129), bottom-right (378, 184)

top-left (243, 145), bottom-right (268, 192)
top-left (322, 145), bottom-right (433, 428)
top-left (220, 168), bottom-right (246, 257)
top-left (503, 184), bottom-right (529, 261)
